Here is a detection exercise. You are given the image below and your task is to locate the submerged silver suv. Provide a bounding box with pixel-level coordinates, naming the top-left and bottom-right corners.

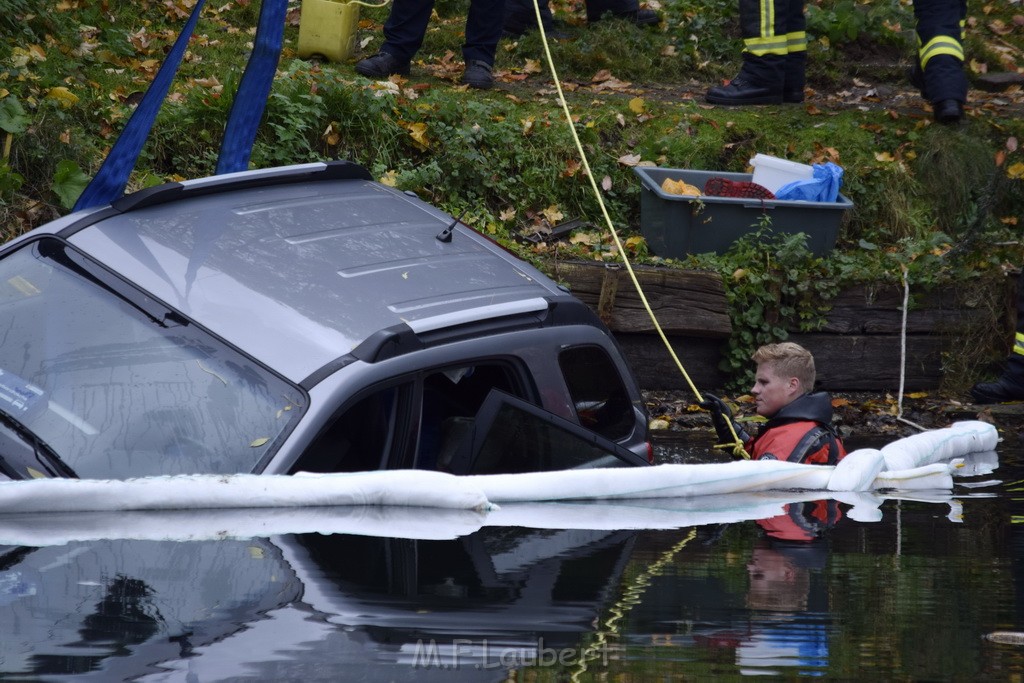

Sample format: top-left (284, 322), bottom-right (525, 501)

top-left (0, 161), bottom-right (651, 480)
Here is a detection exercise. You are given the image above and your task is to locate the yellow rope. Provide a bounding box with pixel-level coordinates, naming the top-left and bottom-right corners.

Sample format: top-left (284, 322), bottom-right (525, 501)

top-left (567, 528), bottom-right (697, 680)
top-left (531, 5), bottom-right (748, 459)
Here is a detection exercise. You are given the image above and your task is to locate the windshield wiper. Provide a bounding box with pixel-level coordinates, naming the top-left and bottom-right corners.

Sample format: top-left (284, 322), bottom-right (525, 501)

top-left (39, 239), bottom-right (187, 329)
top-left (0, 409), bottom-right (77, 479)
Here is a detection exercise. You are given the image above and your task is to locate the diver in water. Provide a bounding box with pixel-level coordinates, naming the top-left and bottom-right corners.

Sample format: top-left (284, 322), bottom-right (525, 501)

top-left (701, 342), bottom-right (846, 463)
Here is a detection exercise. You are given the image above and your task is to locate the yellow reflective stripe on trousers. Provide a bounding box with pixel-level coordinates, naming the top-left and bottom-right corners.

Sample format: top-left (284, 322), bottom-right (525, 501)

top-left (761, 0), bottom-right (774, 42)
top-left (786, 31), bottom-right (807, 52)
top-left (743, 36), bottom-right (788, 56)
top-left (1014, 332), bottom-right (1024, 357)
top-left (919, 35), bottom-right (964, 68)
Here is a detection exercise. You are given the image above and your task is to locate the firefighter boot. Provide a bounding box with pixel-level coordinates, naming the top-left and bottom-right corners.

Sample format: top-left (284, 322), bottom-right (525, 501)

top-left (706, 55), bottom-right (784, 105)
top-left (971, 358), bottom-right (1024, 404)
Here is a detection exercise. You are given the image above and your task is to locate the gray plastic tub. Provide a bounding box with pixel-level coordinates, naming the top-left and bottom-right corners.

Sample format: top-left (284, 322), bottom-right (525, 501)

top-left (633, 167), bottom-right (853, 257)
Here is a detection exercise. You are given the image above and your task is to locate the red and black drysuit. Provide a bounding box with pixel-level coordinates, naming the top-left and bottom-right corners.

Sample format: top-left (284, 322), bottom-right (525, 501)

top-left (745, 391), bottom-right (846, 464)
top-left (703, 391), bottom-right (847, 540)
top-left (748, 392), bottom-right (846, 541)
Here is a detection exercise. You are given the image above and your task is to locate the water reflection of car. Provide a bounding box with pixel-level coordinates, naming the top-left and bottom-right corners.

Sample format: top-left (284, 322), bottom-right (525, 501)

top-left (0, 525), bottom-right (636, 680)
top-left (0, 161), bottom-right (650, 481)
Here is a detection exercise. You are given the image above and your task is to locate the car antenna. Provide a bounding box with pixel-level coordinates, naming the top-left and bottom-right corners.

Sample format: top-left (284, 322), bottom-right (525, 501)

top-left (436, 208), bottom-right (468, 243)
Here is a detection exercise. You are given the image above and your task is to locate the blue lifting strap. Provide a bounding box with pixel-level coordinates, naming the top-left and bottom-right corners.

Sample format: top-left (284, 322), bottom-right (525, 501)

top-left (73, 0), bottom-right (209, 212)
top-left (215, 0), bottom-right (287, 174)
top-left (74, 0), bottom-right (289, 211)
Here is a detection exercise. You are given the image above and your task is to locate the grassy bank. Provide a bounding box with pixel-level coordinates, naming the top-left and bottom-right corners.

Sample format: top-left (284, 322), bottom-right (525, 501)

top-left (2, 0), bottom-right (1023, 389)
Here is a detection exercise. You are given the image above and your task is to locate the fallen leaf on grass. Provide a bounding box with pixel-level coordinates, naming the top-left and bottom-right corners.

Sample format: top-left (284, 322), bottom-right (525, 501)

top-left (570, 231), bottom-right (599, 245)
top-left (46, 87), bottom-right (78, 108)
top-left (406, 121), bottom-right (429, 150)
top-left (988, 19), bottom-right (1013, 35)
top-left (541, 204), bottom-right (563, 224)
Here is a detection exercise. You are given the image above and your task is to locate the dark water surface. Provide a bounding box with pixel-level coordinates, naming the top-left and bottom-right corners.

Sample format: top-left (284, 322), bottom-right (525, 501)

top-left (2, 432), bottom-right (1023, 682)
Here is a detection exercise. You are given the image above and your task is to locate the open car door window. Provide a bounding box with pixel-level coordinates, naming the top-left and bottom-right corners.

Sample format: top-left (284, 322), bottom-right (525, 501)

top-left (444, 389), bottom-right (649, 475)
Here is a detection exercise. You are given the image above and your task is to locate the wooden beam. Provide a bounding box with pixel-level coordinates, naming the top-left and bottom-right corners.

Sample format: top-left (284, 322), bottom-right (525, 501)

top-left (617, 333), bottom-right (947, 392)
top-left (821, 284), bottom-right (999, 335)
top-left (616, 334), bottom-right (728, 392)
top-left (788, 334), bottom-right (946, 391)
top-left (548, 261), bottom-right (732, 337)
top-left (543, 261), bottom-right (1011, 392)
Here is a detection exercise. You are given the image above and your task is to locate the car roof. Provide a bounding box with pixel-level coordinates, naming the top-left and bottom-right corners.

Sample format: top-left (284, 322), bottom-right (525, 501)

top-left (64, 164), bottom-right (565, 383)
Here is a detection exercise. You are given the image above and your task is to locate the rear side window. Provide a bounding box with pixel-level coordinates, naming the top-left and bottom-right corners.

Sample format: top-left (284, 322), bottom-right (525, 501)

top-left (559, 346), bottom-right (634, 441)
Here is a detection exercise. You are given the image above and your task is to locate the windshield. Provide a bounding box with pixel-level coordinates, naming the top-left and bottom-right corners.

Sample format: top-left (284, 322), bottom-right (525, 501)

top-left (0, 238), bottom-right (304, 479)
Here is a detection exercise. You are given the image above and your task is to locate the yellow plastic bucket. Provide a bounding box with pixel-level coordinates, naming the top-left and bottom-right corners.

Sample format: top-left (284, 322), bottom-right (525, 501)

top-left (297, 0), bottom-right (361, 62)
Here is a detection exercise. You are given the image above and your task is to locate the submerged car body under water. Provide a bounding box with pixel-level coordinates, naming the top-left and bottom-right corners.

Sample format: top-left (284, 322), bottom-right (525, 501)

top-left (0, 161), bottom-right (651, 480)
top-left (0, 517), bottom-right (636, 680)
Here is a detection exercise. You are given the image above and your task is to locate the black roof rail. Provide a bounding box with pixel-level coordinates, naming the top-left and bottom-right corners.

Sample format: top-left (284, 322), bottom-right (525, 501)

top-left (300, 296), bottom-right (603, 390)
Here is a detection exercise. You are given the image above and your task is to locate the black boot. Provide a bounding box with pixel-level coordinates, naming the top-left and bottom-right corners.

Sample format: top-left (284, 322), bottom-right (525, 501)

top-left (932, 99), bottom-right (963, 125)
top-left (707, 54), bottom-right (784, 106)
top-left (706, 73), bottom-right (782, 105)
top-left (971, 374), bottom-right (1024, 403)
top-left (972, 355), bottom-right (1024, 403)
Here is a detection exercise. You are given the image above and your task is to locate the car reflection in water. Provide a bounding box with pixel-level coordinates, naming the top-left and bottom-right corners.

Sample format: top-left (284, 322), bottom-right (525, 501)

top-left (0, 519), bottom-right (635, 681)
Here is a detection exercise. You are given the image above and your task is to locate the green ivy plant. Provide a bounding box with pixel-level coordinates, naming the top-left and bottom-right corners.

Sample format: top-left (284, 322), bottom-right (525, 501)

top-left (687, 227), bottom-right (839, 391)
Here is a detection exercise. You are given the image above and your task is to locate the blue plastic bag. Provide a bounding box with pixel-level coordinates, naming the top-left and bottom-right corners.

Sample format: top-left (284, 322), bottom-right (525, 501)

top-left (774, 162), bottom-right (844, 203)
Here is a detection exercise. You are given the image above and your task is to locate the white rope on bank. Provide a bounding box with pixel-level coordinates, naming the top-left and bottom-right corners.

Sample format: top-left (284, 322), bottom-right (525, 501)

top-left (896, 263), bottom-right (927, 431)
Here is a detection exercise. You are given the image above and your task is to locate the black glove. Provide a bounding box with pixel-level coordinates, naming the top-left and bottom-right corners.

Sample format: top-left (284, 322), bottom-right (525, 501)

top-left (699, 393), bottom-right (750, 444)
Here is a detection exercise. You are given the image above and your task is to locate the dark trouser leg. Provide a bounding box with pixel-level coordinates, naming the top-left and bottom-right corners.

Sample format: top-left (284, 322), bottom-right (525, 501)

top-left (736, 0), bottom-right (787, 90)
top-left (971, 273), bottom-right (1024, 403)
top-left (912, 0), bottom-right (968, 103)
top-left (1008, 274), bottom-right (1024, 377)
top-left (585, 0), bottom-right (639, 23)
top-left (464, 0), bottom-right (505, 64)
top-left (380, 0), bottom-right (435, 62)
top-left (782, 0), bottom-right (806, 98)
top-left (504, 0), bottom-right (555, 34)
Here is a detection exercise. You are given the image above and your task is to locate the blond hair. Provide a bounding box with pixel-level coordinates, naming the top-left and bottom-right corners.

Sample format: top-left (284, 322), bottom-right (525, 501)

top-left (751, 342), bottom-right (815, 392)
